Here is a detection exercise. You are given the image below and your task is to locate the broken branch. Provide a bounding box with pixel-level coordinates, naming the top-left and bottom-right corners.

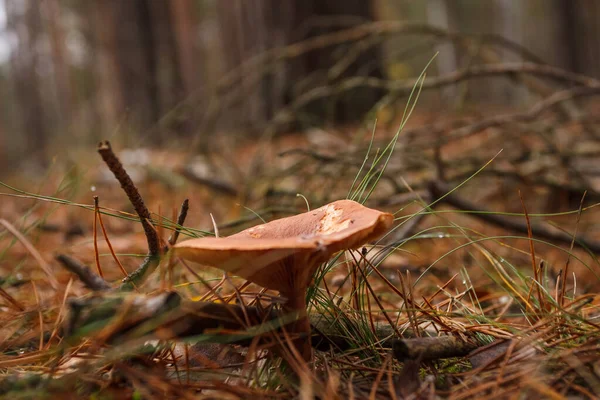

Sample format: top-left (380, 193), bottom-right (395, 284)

top-left (96, 141), bottom-right (161, 289)
top-left (97, 141), bottom-right (159, 256)
top-left (168, 199), bottom-right (189, 246)
top-left (55, 254), bottom-right (111, 291)
top-left (392, 336), bottom-right (478, 362)
top-left (430, 181), bottom-right (600, 254)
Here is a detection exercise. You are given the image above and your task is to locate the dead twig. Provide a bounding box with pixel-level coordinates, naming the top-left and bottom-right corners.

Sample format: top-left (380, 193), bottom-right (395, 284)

top-left (55, 254), bottom-right (111, 291)
top-left (97, 141), bottom-right (161, 289)
top-left (64, 291), bottom-right (400, 349)
top-left (97, 141), bottom-right (159, 255)
top-left (168, 198), bottom-right (189, 246)
top-left (269, 63), bottom-right (600, 132)
top-left (429, 181), bottom-right (600, 253)
top-left (179, 165), bottom-right (238, 197)
top-left (209, 22), bottom-right (546, 117)
top-left (392, 335), bottom-right (479, 362)
top-left (426, 86), bottom-right (600, 147)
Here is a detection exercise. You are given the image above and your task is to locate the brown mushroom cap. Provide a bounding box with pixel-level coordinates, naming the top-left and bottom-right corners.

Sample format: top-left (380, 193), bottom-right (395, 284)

top-left (174, 200), bottom-right (394, 297)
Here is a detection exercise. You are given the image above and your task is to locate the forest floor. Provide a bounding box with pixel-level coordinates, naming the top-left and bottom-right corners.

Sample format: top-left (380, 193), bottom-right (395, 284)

top-left (1, 105), bottom-right (600, 399)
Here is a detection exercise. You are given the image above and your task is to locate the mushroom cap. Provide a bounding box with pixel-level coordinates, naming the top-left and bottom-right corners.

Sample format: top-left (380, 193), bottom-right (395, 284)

top-left (174, 200), bottom-right (394, 296)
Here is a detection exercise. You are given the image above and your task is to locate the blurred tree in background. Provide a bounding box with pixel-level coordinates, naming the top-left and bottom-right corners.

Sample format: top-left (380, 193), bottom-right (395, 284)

top-left (216, 0), bottom-right (383, 132)
top-left (93, 0), bottom-right (200, 142)
top-left (1, 0), bottom-right (600, 172)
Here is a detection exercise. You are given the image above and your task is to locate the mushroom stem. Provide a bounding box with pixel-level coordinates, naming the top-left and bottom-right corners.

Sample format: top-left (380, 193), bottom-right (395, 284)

top-left (282, 291), bottom-right (312, 362)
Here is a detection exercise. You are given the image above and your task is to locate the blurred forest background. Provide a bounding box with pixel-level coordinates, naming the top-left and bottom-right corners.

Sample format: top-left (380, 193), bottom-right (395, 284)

top-left (0, 0), bottom-right (599, 173)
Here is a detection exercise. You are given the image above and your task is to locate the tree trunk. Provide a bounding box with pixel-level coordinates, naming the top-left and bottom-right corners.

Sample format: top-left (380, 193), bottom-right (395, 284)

top-left (91, 0), bottom-right (200, 143)
top-left (426, 0), bottom-right (458, 101)
top-left (44, 0), bottom-right (74, 133)
top-left (6, 0), bottom-right (49, 165)
top-left (216, 0), bottom-right (384, 134)
top-left (94, 0), bottom-right (162, 143)
top-left (170, 0), bottom-right (201, 97)
top-left (495, 0), bottom-right (526, 104)
top-left (557, 0), bottom-right (600, 79)
top-left (92, 0), bottom-right (123, 141)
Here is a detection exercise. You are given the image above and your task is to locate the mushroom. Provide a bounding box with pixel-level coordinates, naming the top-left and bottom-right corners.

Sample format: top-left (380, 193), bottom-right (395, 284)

top-left (173, 200), bottom-right (394, 360)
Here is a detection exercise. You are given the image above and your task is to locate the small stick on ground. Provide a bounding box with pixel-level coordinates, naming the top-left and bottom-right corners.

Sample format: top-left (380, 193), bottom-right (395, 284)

top-left (97, 141), bottom-right (160, 289)
top-left (168, 199), bottom-right (189, 246)
top-left (97, 141), bottom-right (159, 255)
top-left (65, 292), bottom-right (487, 361)
top-left (56, 254), bottom-right (111, 291)
top-left (392, 335), bottom-right (479, 362)
top-left (429, 181), bottom-right (600, 253)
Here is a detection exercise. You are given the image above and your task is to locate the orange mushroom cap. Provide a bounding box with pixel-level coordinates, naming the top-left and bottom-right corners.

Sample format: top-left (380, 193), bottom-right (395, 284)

top-left (174, 200), bottom-right (394, 298)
